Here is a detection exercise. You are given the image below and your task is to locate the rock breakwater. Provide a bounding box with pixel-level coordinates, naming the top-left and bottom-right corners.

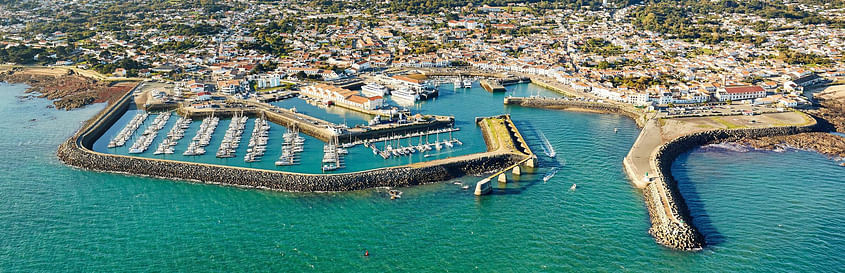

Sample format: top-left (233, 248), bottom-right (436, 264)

top-left (648, 122), bottom-right (822, 250)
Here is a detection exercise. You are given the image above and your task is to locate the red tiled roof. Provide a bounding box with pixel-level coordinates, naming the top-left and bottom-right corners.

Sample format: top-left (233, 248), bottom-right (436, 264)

top-left (724, 86), bottom-right (764, 94)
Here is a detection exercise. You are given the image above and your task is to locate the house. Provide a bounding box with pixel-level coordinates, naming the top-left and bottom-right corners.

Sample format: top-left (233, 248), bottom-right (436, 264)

top-left (114, 68), bottom-right (127, 77)
top-left (216, 80), bottom-right (242, 94)
top-left (715, 85), bottom-right (766, 102)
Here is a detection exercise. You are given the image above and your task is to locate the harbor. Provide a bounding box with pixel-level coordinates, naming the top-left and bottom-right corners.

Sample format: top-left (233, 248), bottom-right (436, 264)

top-left (82, 81), bottom-right (570, 175)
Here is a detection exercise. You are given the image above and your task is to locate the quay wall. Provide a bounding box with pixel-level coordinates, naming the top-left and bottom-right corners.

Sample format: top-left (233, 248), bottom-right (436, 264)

top-left (645, 120), bottom-right (822, 250)
top-left (58, 85), bottom-right (520, 192)
top-left (504, 97), bottom-right (645, 127)
top-left (341, 119), bottom-right (455, 144)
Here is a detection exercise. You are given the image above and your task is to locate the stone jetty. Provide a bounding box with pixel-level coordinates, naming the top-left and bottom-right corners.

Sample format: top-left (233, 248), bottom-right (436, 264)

top-left (503, 96), bottom-right (646, 127)
top-left (644, 123), bottom-right (821, 250)
top-left (505, 95), bottom-right (826, 251)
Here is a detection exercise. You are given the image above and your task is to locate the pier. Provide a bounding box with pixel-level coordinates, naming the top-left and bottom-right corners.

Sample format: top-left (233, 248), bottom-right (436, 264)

top-left (473, 114), bottom-right (536, 195)
top-left (480, 79), bottom-right (506, 92)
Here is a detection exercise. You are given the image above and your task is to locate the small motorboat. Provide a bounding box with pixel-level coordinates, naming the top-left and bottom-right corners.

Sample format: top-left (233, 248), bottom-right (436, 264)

top-left (389, 189), bottom-right (402, 200)
top-left (570, 183), bottom-right (577, 191)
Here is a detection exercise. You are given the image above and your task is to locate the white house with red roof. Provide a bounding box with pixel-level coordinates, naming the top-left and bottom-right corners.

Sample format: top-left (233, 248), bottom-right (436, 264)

top-left (715, 85), bottom-right (766, 102)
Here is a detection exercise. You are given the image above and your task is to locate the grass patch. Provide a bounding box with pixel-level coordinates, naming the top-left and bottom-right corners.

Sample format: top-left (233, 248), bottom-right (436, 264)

top-left (483, 118), bottom-right (515, 152)
top-left (709, 117), bottom-right (744, 129)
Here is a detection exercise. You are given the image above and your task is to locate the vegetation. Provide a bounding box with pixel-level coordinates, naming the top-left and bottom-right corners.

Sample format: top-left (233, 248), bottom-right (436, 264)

top-left (777, 49), bottom-right (833, 66)
top-left (92, 58), bottom-right (148, 77)
top-left (579, 38), bottom-right (622, 56)
top-left (606, 75), bottom-right (674, 91)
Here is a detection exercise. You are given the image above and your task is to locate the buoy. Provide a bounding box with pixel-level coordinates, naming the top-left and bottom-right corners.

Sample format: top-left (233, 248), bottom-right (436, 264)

top-left (364, 250), bottom-right (369, 256)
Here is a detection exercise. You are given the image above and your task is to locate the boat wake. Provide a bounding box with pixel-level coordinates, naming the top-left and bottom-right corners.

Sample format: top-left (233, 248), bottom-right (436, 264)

top-left (543, 167), bottom-right (558, 182)
top-left (538, 130), bottom-right (556, 158)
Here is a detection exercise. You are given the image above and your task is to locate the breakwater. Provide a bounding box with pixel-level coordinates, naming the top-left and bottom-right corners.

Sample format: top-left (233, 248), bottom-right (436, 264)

top-left (503, 97), bottom-right (646, 127)
top-left (480, 79), bottom-right (506, 92)
top-left (56, 85), bottom-right (521, 192)
top-left (504, 95), bottom-right (826, 250)
top-left (644, 120), bottom-right (821, 250)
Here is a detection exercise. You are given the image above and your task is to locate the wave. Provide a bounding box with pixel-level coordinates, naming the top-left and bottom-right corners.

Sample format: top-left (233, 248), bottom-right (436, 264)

top-left (699, 143), bottom-right (752, 153)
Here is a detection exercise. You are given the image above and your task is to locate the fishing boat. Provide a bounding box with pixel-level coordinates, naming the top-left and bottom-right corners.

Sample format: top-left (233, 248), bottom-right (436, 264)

top-left (539, 131), bottom-right (556, 158)
top-left (543, 167), bottom-right (558, 182)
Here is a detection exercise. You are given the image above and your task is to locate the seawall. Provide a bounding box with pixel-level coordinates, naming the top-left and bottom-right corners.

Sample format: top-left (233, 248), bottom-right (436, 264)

top-left (57, 86), bottom-right (523, 192)
top-left (504, 97), bottom-right (646, 127)
top-left (642, 120), bottom-right (822, 250)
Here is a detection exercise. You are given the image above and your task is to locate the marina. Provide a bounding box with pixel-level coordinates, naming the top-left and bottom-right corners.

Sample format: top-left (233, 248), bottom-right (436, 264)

top-left (108, 112), bottom-right (148, 148)
top-left (93, 83), bottom-right (558, 174)
top-left (215, 114), bottom-right (247, 158)
top-left (275, 126), bottom-right (305, 166)
top-left (183, 115), bottom-right (219, 156)
top-left (154, 114), bottom-right (190, 155)
top-left (244, 117), bottom-right (270, 162)
top-left (128, 113), bottom-right (170, 154)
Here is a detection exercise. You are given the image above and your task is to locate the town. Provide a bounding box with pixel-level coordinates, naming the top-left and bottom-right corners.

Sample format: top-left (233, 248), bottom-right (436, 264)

top-left (0, 0), bottom-right (842, 114)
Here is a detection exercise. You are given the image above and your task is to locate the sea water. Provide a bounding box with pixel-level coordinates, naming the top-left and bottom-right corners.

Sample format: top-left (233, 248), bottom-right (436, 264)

top-left (1, 82), bottom-right (843, 271)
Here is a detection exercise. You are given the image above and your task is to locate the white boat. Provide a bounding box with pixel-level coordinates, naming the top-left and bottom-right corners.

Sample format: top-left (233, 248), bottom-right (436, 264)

top-left (543, 167), bottom-right (558, 182)
top-left (361, 83), bottom-right (389, 97)
top-left (463, 78), bottom-right (472, 88)
top-left (391, 88), bottom-right (419, 103)
top-left (570, 183), bottom-right (577, 191)
top-left (539, 131), bottom-right (556, 158)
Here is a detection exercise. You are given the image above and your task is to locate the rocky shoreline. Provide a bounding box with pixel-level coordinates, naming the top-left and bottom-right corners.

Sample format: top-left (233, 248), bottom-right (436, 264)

top-left (0, 68), bottom-right (129, 110)
top-left (741, 132), bottom-right (845, 159)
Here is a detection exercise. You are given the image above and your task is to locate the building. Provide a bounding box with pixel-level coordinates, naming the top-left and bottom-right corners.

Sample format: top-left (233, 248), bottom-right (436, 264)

top-left (216, 80), bottom-right (243, 94)
top-left (715, 85), bottom-right (766, 102)
top-left (784, 73), bottom-right (823, 92)
top-left (390, 74), bottom-right (427, 90)
top-left (301, 84), bottom-right (384, 111)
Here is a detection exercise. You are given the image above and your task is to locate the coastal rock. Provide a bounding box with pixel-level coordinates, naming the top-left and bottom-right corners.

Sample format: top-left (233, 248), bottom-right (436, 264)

top-left (0, 70), bottom-right (128, 110)
top-left (742, 132), bottom-right (845, 158)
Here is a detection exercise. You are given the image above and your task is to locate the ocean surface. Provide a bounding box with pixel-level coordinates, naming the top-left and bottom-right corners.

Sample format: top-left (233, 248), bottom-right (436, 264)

top-left (1, 82), bottom-right (844, 271)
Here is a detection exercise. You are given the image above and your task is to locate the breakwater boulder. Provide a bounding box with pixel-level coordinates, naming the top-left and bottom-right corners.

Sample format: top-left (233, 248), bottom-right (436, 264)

top-left (57, 138), bottom-right (520, 192)
top-left (647, 122), bottom-right (821, 250)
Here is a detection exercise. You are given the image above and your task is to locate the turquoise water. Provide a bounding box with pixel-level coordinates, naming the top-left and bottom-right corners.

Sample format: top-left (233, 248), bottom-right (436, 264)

top-left (2, 82), bottom-right (844, 271)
